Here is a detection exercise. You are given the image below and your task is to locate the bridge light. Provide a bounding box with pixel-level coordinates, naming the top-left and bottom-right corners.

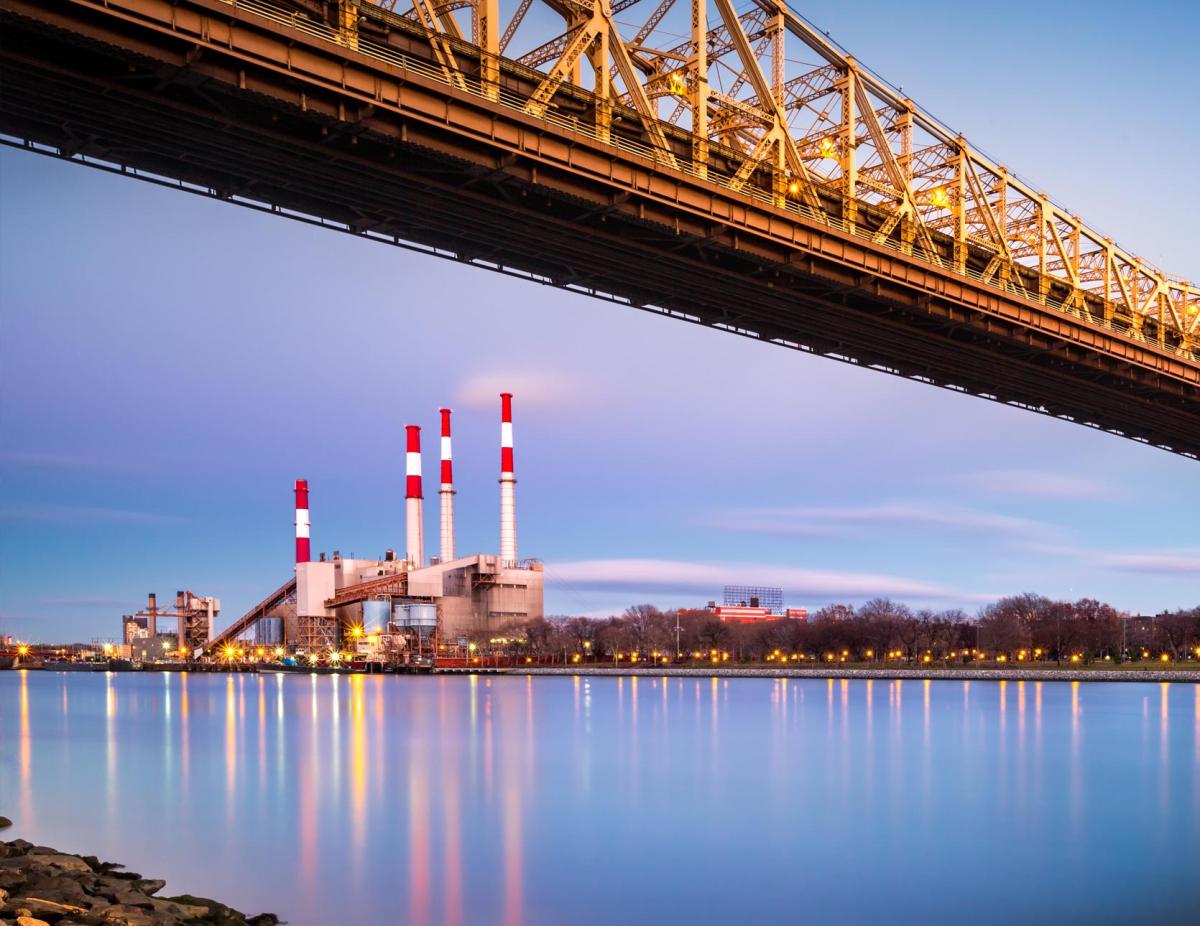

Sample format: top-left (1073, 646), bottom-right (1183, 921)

top-left (929, 187), bottom-right (950, 209)
top-left (350, 625), bottom-right (364, 638)
top-left (667, 70), bottom-right (687, 96)
top-left (787, 179), bottom-right (801, 197)
top-left (818, 137), bottom-right (836, 159)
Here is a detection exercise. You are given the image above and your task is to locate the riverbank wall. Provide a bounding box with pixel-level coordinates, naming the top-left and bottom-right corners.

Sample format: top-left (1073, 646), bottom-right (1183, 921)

top-left (522, 666), bottom-right (1200, 683)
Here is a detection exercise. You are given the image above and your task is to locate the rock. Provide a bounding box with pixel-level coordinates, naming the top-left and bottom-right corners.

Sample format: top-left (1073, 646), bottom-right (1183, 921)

top-left (13, 855), bottom-right (92, 875)
top-left (16, 916), bottom-right (50, 926)
top-left (0, 817), bottom-right (12, 829)
top-left (23, 875), bottom-right (89, 904)
top-left (20, 896), bottom-right (88, 917)
top-left (109, 889), bottom-right (154, 909)
top-left (100, 904), bottom-right (159, 925)
top-left (148, 897), bottom-right (210, 920)
top-left (133, 881), bottom-right (165, 898)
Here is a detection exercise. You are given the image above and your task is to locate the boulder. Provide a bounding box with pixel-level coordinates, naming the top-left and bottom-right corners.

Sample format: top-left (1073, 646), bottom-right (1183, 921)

top-left (20, 896), bottom-right (88, 917)
top-left (147, 897), bottom-right (210, 920)
top-left (21, 856), bottom-right (92, 875)
top-left (100, 904), bottom-right (159, 926)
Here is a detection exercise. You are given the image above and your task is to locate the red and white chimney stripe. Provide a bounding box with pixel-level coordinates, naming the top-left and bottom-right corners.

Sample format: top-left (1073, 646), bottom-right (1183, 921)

top-left (405, 425), bottom-right (424, 568)
top-left (439, 408), bottom-right (456, 563)
top-left (499, 392), bottom-right (517, 565)
top-left (294, 479), bottom-right (310, 564)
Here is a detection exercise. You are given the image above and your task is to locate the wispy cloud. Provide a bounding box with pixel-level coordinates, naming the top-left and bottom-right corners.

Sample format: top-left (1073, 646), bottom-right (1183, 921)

top-left (0, 504), bottom-right (182, 525)
top-left (705, 501), bottom-right (1052, 540)
top-left (1101, 552), bottom-right (1200, 576)
top-left (548, 558), bottom-right (963, 601)
top-left (455, 370), bottom-right (581, 409)
top-left (947, 469), bottom-right (1112, 499)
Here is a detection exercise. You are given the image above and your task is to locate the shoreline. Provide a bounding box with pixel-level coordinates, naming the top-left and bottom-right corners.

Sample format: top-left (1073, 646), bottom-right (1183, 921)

top-left (521, 666), bottom-right (1200, 683)
top-left (10, 665), bottom-right (1200, 684)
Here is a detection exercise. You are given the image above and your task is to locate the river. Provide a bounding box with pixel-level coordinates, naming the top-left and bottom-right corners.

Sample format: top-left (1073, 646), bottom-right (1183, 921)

top-left (2, 671), bottom-right (1197, 924)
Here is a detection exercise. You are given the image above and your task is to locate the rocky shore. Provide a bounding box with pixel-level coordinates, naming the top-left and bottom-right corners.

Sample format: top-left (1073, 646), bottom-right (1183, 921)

top-left (524, 666), bottom-right (1200, 682)
top-left (0, 827), bottom-right (278, 926)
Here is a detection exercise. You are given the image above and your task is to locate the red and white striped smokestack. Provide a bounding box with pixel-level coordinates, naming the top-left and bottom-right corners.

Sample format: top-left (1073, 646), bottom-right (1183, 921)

top-left (294, 479), bottom-right (310, 564)
top-left (499, 392), bottom-right (517, 565)
top-left (405, 425), bottom-right (425, 568)
top-left (439, 408), bottom-right (456, 563)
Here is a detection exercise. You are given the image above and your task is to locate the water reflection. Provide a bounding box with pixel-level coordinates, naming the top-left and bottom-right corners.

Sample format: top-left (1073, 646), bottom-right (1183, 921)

top-left (2, 672), bottom-right (1197, 926)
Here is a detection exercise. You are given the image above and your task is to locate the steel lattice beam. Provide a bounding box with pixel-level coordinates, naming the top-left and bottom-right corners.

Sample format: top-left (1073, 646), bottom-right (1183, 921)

top-left (0, 0), bottom-right (1196, 459)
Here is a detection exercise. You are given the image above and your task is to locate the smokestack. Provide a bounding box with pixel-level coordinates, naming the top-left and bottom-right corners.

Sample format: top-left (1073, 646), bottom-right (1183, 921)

top-left (405, 424), bottom-right (424, 568)
top-left (499, 392), bottom-right (517, 565)
top-left (439, 408), bottom-right (456, 563)
top-left (294, 479), bottom-right (311, 564)
top-left (148, 592), bottom-right (157, 638)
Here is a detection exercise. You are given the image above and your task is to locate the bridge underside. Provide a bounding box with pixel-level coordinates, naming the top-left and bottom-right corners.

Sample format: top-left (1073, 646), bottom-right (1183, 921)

top-left (1, 0), bottom-right (1197, 456)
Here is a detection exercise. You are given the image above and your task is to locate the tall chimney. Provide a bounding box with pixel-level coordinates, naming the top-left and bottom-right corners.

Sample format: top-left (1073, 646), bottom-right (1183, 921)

top-left (405, 425), bottom-right (424, 568)
top-left (499, 392), bottom-right (517, 565)
top-left (439, 407), bottom-right (456, 563)
top-left (294, 479), bottom-right (311, 564)
top-left (148, 592), bottom-right (158, 637)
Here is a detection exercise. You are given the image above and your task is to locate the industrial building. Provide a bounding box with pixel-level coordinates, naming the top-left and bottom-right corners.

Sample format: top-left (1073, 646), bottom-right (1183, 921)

top-left (203, 394), bottom-right (543, 662)
top-left (709, 586), bottom-right (808, 623)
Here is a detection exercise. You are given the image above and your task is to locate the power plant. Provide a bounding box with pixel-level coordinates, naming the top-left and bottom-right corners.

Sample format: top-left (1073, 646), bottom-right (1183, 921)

top-left (136, 393), bottom-right (543, 667)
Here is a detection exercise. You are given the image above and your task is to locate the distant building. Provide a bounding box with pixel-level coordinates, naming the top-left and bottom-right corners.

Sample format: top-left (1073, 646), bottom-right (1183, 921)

top-left (710, 586), bottom-right (805, 622)
top-left (715, 605), bottom-right (774, 623)
top-left (723, 585), bottom-right (783, 614)
top-left (122, 616), bottom-right (149, 644)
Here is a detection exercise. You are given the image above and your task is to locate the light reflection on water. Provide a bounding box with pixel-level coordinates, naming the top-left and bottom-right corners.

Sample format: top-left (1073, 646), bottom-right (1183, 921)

top-left (2, 670), bottom-right (1198, 926)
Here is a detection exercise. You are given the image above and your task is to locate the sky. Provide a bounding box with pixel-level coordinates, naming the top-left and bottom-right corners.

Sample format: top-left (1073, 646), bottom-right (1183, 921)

top-left (1, 0), bottom-right (1197, 643)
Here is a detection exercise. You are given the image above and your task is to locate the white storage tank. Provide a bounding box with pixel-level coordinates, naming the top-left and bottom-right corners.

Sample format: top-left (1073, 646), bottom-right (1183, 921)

top-left (407, 604), bottom-right (437, 630)
top-left (362, 600), bottom-right (390, 634)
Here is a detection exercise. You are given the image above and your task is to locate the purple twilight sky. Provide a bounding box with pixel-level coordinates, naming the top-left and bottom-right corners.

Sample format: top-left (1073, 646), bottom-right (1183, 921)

top-left (1, 0), bottom-right (1197, 642)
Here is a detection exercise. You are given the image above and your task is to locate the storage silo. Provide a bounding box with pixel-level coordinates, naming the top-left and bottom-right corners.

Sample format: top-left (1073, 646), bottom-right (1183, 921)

top-left (255, 617), bottom-right (284, 646)
top-left (362, 600), bottom-right (390, 635)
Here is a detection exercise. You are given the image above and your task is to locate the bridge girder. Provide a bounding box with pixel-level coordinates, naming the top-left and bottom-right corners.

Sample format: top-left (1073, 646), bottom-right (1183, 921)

top-left (0, 0), bottom-right (1196, 457)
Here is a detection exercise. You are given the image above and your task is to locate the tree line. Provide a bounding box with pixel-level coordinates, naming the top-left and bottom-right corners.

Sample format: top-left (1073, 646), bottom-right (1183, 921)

top-left (481, 596), bottom-right (1200, 665)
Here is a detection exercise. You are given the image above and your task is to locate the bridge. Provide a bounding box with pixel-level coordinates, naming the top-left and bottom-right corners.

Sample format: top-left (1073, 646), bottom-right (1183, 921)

top-left (2, 0), bottom-right (1197, 455)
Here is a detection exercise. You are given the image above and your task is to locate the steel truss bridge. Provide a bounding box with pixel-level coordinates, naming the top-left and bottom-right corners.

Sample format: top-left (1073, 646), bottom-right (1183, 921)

top-left (2, 0), bottom-right (1197, 455)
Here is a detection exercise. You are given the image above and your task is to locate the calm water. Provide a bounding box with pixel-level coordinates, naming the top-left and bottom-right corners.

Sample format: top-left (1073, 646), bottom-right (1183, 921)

top-left (2, 671), bottom-right (1198, 925)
